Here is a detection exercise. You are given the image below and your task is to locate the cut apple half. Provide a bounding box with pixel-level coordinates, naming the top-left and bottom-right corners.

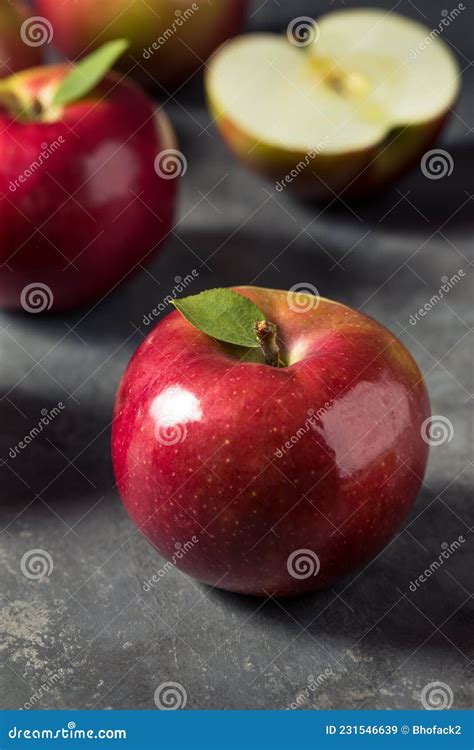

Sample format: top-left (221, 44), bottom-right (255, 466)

top-left (206, 9), bottom-right (460, 200)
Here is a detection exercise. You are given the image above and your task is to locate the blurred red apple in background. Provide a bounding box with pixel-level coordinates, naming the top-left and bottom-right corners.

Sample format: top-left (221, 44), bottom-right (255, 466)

top-left (112, 287), bottom-right (430, 597)
top-left (35, 0), bottom-right (249, 89)
top-left (0, 41), bottom-right (178, 311)
top-left (0, 1), bottom-right (42, 78)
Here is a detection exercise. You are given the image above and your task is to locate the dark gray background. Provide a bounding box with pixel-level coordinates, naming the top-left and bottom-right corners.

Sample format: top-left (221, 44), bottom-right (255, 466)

top-left (0, 0), bottom-right (472, 711)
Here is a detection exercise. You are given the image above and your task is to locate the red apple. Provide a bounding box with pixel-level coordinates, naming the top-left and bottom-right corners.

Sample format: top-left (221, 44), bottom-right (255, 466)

top-left (112, 287), bottom-right (430, 597)
top-left (35, 0), bottom-right (249, 89)
top-left (0, 2), bottom-right (43, 77)
top-left (0, 52), bottom-right (177, 311)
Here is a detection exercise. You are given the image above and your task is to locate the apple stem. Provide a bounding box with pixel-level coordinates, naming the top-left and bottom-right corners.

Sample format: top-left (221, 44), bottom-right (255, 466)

top-left (0, 85), bottom-right (43, 122)
top-left (254, 321), bottom-right (280, 367)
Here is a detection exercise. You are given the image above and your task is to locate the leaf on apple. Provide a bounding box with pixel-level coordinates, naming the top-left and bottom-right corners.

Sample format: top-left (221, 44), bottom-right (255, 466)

top-left (53, 39), bottom-right (130, 108)
top-left (172, 289), bottom-right (265, 348)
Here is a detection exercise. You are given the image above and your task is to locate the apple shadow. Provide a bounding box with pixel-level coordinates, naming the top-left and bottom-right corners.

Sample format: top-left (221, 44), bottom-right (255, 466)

top-left (0, 389), bottom-right (114, 511)
top-left (60, 191), bottom-right (469, 356)
top-left (310, 141), bottom-right (474, 235)
top-left (67, 222), bottom-right (379, 347)
top-left (24, 141), bottom-right (472, 347)
top-left (203, 480), bottom-right (472, 663)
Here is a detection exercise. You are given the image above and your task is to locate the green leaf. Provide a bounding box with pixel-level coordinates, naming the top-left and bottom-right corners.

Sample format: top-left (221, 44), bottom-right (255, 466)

top-left (172, 289), bottom-right (265, 348)
top-left (53, 39), bottom-right (130, 107)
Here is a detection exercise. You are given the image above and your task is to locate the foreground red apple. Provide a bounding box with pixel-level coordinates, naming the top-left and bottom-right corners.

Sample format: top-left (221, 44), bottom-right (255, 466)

top-left (0, 2), bottom-right (42, 78)
top-left (0, 42), bottom-right (177, 311)
top-left (206, 9), bottom-right (460, 200)
top-left (112, 287), bottom-right (430, 597)
top-left (35, 0), bottom-right (249, 89)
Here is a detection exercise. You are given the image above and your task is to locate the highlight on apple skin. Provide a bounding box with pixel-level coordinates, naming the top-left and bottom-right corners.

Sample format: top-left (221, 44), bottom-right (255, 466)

top-left (0, 61), bottom-right (178, 312)
top-left (0, 1), bottom-right (43, 78)
top-left (205, 9), bottom-right (460, 201)
top-left (35, 0), bottom-right (250, 89)
top-left (112, 286), bottom-right (431, 597)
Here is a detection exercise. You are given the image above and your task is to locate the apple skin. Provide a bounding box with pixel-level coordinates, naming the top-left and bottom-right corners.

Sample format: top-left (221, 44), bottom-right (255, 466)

top-left (207, 87), bottom-right (452, 202)
top-left (112, 287), bottom-right (430, 597)
top-left (0, 66), bottom-right (177, 311)
top-left (35, 0), bottom-right (249, 89)
top-left (0, 2), bottom-right (42, 78)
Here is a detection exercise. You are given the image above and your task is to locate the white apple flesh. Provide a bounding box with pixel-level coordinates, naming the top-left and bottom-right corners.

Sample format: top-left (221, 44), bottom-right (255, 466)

top-left (206, 9), bottom-right (460, 200)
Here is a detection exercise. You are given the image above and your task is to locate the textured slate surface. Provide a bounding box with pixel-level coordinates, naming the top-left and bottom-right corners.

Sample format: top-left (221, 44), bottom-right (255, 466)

top-left (0, 0), bottom-right (472, 711)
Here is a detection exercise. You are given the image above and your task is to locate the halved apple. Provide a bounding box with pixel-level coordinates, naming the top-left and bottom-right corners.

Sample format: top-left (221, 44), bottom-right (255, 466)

top-left (205, 9), bottom-right (460, 200)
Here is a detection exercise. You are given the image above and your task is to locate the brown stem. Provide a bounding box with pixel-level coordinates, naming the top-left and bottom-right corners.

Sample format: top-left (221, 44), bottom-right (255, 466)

top-left (0, 87), bottom-right (44, 121)
top-left (254, 320), bottom-right (280, 367)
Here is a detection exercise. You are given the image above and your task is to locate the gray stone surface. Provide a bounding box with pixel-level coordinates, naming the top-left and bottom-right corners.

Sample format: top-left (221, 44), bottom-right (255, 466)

top-left (0, 0), bottom-right (472, 711)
